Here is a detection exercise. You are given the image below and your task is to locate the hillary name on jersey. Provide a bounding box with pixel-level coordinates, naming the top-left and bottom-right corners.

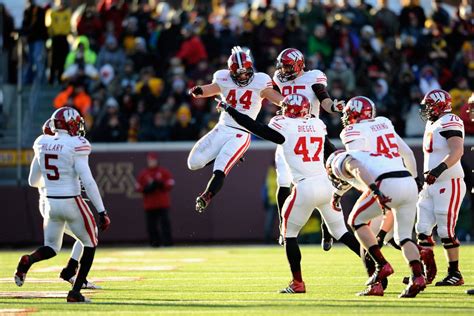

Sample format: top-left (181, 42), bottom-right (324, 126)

top-left (269, 115), bottom-right (327, 183)
top-left (213, 70), bottom-right (272, 130)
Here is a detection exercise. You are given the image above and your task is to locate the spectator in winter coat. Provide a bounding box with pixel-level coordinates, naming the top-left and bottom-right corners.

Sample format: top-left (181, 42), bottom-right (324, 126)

top-left (176, 25), bottom-right (208, 71)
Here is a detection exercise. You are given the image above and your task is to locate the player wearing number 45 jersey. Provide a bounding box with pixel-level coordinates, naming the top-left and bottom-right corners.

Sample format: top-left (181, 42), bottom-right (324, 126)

top-left (217, 94), bottom-right (376, 294)
top-left (15, 107), bottom-right (111, 303)
top-left (188, 47), bottom-right (283, 212)
top-left (416, 89), bottom-right (466, 287)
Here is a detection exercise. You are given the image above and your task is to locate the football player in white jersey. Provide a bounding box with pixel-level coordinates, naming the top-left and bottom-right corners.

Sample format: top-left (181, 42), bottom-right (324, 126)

top-left (188, 47), bottom-right (283, 212)
top-left (39, 119), bottom-right (101, 290)
top-left (15, 107), bottom-right (111, 303)
top-left (272, 48), bottom-right (344, 250)
top-left (327, 150), bottom-right (426, 298)
top-left (416, 89), bottom-right (466, 286)
top-left (337, 96), bottom-right (437, 291)
top-left (217, 94), bottom-right (375, 294)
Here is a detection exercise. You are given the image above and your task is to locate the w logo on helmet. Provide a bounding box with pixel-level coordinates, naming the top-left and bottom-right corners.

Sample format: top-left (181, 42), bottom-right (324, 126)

top-left (287, 50), bottom-right (303, 61)
top-left (287, 94), bottom-right (303, 105)
top-left (350, 99), bottom-right (364, 112)
top-left (431, 91), bottom-right (446, 103)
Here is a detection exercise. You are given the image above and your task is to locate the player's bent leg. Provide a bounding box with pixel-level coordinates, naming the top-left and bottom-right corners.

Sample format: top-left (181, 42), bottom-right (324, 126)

top-left (195, 170), bottom-right (226, 213)
top-left (398, 239), bottom-right (426, 298)
top-left (67, 246), bottom-right (95, 303)
top-left (187, 128), bottom-right (222, 171)
top-left (14, 246), bottom-right (57, 287)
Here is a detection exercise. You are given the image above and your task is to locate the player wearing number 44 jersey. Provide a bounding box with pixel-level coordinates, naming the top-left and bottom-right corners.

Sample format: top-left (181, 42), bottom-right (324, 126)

top-left (15, 107), bottom-right (111, 303)
top-left (416, 89), bottom-right (466, 287)
top-left (188, 47), bottom-right (283, 212)
top-left (217, 94), bottom-right (376, 294)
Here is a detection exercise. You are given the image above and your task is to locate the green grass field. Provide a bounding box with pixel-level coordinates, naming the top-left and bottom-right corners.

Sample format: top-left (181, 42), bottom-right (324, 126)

top-left (0, 245), bottom-right (473, 315)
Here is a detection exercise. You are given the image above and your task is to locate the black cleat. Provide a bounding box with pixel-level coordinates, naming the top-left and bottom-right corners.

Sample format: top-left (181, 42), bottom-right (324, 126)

top-left (14, 255), bottom-right (32, 287)
top-left (435, 271), bottom-right (464, 286)
top-left (195, 192), bottom-right (212, 213)
top-left (67, 290), bottom-right (91, 303)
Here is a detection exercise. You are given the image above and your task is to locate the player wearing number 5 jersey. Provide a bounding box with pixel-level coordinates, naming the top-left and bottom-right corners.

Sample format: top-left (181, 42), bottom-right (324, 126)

top-left (218, 94), bottom-right (375, 294)
top-left (416, 89), bottom-right (466, 286)
top-left (15, 107), bottom-right (110, 303)
top-left (188, 47), bottom-right (283, 212)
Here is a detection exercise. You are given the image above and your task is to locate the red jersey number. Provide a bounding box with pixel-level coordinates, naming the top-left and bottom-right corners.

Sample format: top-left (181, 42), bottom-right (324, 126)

top-left (45, 154), bottom-right (60, 180)
top-left (281, 85), bottom-right (305, 97)
top-left (226, 90), bottom-right (252, 110)
top-left (294, 136), bottom-right (323, 162)
top-left (373, 133), bottom-right (400, 158)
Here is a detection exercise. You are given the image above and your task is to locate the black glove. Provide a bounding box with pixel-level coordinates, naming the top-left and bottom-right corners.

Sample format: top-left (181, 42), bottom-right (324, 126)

top-left (424, 162), bottom-right (448, 185)
top-left (188, 86), bottom-right (203, 96)
top-left (215, 99), bottom-right (231, 112)
top-left (414, 176), bottom-right (423, 192)
top-left (143, 180), bottom-right (161, 193)
top-left (99, 211), bottom-right (111, 231)
top-left (331, 193), bottom-right (342, 211)
top-left (369, 183), bottom-right (392, 212)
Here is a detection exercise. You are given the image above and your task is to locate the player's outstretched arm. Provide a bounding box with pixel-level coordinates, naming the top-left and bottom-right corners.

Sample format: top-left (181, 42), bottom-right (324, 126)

top-left (312, 83), bottom-right (344, 113)
top-left (261, 87), bottom-right (284, 106)
top-left (188, 83), bottom-right (221, 98)
top-left (74, 155), bottom-right (106, 213)
top-left (218, 101), bottom-right (285, 144)
top-left (28, 156), bottom-right (43, 188)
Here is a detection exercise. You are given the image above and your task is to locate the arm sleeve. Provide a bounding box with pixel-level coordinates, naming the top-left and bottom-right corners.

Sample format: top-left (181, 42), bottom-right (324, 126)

top-left (395, 134), bottom-right (417, 177)
top-left (440, 130), bottom-right (463, 139)
top-left (311, 83), bottom-right (331, 103)
top-left (74, 155), bottom-right (105, 213)
top-left (28, 156), bottom-right (43, 188)
top-left (272, 80), bottom-right (281, 93)
top-left (226, 107), bottom-right (285, 144)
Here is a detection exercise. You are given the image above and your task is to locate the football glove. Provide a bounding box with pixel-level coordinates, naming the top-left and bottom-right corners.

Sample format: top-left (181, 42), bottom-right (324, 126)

top-left (414, 176), bottom-right (423, 192)
top-left (98, 211), bottom-right (111, 231)
top-left (331, 193), bottom-right (342, 212)
top-left (188, 86), bottom-right (203, 97)
top-left (331, 99), bottom-right (345, 113)
top-left (369, 183), bottom-right (392, 212)
top-left (424, 162), bottom-right (448, 185)
top-left (215, 98), bottom-right (231, 112)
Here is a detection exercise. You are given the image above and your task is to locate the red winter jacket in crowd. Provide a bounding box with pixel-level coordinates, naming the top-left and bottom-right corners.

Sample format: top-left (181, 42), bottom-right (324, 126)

top-left (136, 166), bottom-right (175, 210)
top-left (176, 36), bottom-right (208, 66)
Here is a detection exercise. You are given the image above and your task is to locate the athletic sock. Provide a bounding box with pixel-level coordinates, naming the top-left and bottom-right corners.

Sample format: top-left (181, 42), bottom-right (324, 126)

top-left (64, 258), bottom-right (79, 273)
top-left (204, 170), bottom-right (225, 196)
top-left (277, 186), bottom-right (291, 218)
top-left (376, 230), bottom-right (387, 247)
top-left (409, 260), bottom-right (423, 277)
top-left (73, 247), bottom-right (96, 292)
top-left (30, 246), bottom-right (56, 264)
top-left (285, 238), bottom-right (302, 282)
top-left (339, 232), bottom-right (362, 256)
top-left (448, 260), bottom-right (459, 273)
top-left (368, 245), bottom-right (387, 266)
top-left (321, 220), bottom-right (333, 241)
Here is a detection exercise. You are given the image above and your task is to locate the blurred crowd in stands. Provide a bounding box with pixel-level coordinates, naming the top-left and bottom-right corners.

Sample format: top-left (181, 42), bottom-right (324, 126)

top-left (1, 0), bottom-right (473, 142)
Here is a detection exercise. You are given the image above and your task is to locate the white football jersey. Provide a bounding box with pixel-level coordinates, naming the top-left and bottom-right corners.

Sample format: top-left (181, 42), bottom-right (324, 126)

top-left (332, 150), bottom-right (408, 191)
top-left (340, 116), bottom-right (400, 154)
top-left (213, 70), bottom-right (272, 130)
top-left (272, 70), bottom-right (327, 117)
top-left (423, 113), bottom-right (464, 180)
top-left (268, 115), bottom-right (327, 183)
top-left (33, 133), bottom-right (92, 196)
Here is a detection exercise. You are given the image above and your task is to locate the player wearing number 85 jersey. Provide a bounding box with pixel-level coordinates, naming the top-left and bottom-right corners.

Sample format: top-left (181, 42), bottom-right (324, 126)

top-left (416, 89), bottom-right (466, 287)
top-left (15, 107), bottom-right (110, 303)
top-left (217, 94), bottom-right (375, 294)
top-left (188, 47), bottom-right (283, 213)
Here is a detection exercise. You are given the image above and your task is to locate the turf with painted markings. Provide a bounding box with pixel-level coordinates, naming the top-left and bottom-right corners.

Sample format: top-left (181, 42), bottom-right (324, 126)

top-left (0, 245), bottom-right (473, 315)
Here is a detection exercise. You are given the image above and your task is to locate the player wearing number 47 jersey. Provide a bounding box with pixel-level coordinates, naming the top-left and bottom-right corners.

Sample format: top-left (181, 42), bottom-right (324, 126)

top-left (188, 47), bottom-right (283, 212)
top-left (416, 89), bottom-right (466, 287)
top-left (218, 94), bottom-right (376, 294)
top-left (15, 107), bottom-right (111, 303)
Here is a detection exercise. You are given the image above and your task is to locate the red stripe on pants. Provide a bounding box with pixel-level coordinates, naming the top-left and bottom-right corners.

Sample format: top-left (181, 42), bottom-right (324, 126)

top-left (450, 179), bottom-right (461, 238)
top-left (351, 192), bottom-right (377, 227)
top-left (282, 187), bottom-right (298, 238)
top-left (74, 197), bottom-right (97, 247)
top-left (77, 197), bottom-right (98, 245)
top-left (447, 179), bottom-right (456, 238)
top-left (223, 134), bottom-right (250, 175)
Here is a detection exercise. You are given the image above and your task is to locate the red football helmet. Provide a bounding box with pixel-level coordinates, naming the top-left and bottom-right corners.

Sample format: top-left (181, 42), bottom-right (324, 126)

top-left (42, 118), bottom-right (54, 136)
top-left (276, 48), bottom-right (305, 82)
top-left (420, 89), bottom-right (452, 122)
top-left (227, 50), bottom-right (254, 87)
top-left (281, 94), bottom-right (311, 118)
top-left (342, 96), bottom-right (376, 127)
top-left (51, 107), bottom-right (85, 136)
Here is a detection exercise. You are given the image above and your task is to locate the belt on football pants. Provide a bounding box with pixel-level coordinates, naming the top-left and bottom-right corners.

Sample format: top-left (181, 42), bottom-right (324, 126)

top-left (375, 171), bottom-right (412, 182)
top-left (47, 195), bottom-right (79, 199)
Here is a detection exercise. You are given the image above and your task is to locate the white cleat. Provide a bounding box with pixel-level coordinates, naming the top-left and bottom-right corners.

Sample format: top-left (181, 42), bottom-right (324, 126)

top-left (68, 276), bottom-right (102, 289)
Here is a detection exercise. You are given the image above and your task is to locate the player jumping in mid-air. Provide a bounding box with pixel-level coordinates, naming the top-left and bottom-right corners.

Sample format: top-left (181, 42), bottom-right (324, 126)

top-left (39, 119), bottom-right (101, 290)
top-left (272, 48), bottom-right (344, 250)
top-left (188, 47), bottom-right (283, 213)
top-left (337, 96), bottom-right (436, 294)
top-left (327, 150), bottom-right (426, 298)
top-left (415, 89), bottom-right (466, 286)
top-left (217, 94), bottom-right (375, 294)
top-left (15, 107), bottom-right (111, 303)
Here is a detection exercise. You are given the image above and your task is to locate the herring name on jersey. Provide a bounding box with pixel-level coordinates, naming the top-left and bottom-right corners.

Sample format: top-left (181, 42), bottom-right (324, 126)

top-left (268, 115), bottom-right (327, 183)
top-left (273, 70), bottom-right (327, 117)
top-left (213, 69), bottom-right (272, 130)
top-left (332, 150), bottom-right (408, 191)
top-left (340, 116), bottom-right (399, 153)
top-left (423, 113), bottom-right (464, 181)
top-left (33, 133), bottom-right (91, 196)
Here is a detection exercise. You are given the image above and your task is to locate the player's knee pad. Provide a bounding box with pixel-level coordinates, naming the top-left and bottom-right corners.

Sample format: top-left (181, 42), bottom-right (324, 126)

top-left (441, 237), bottom-right (460, 249)
top-left (187, 153), bottom-right (205, 170)
top-left (417, 233), bottom-right (435, 247)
